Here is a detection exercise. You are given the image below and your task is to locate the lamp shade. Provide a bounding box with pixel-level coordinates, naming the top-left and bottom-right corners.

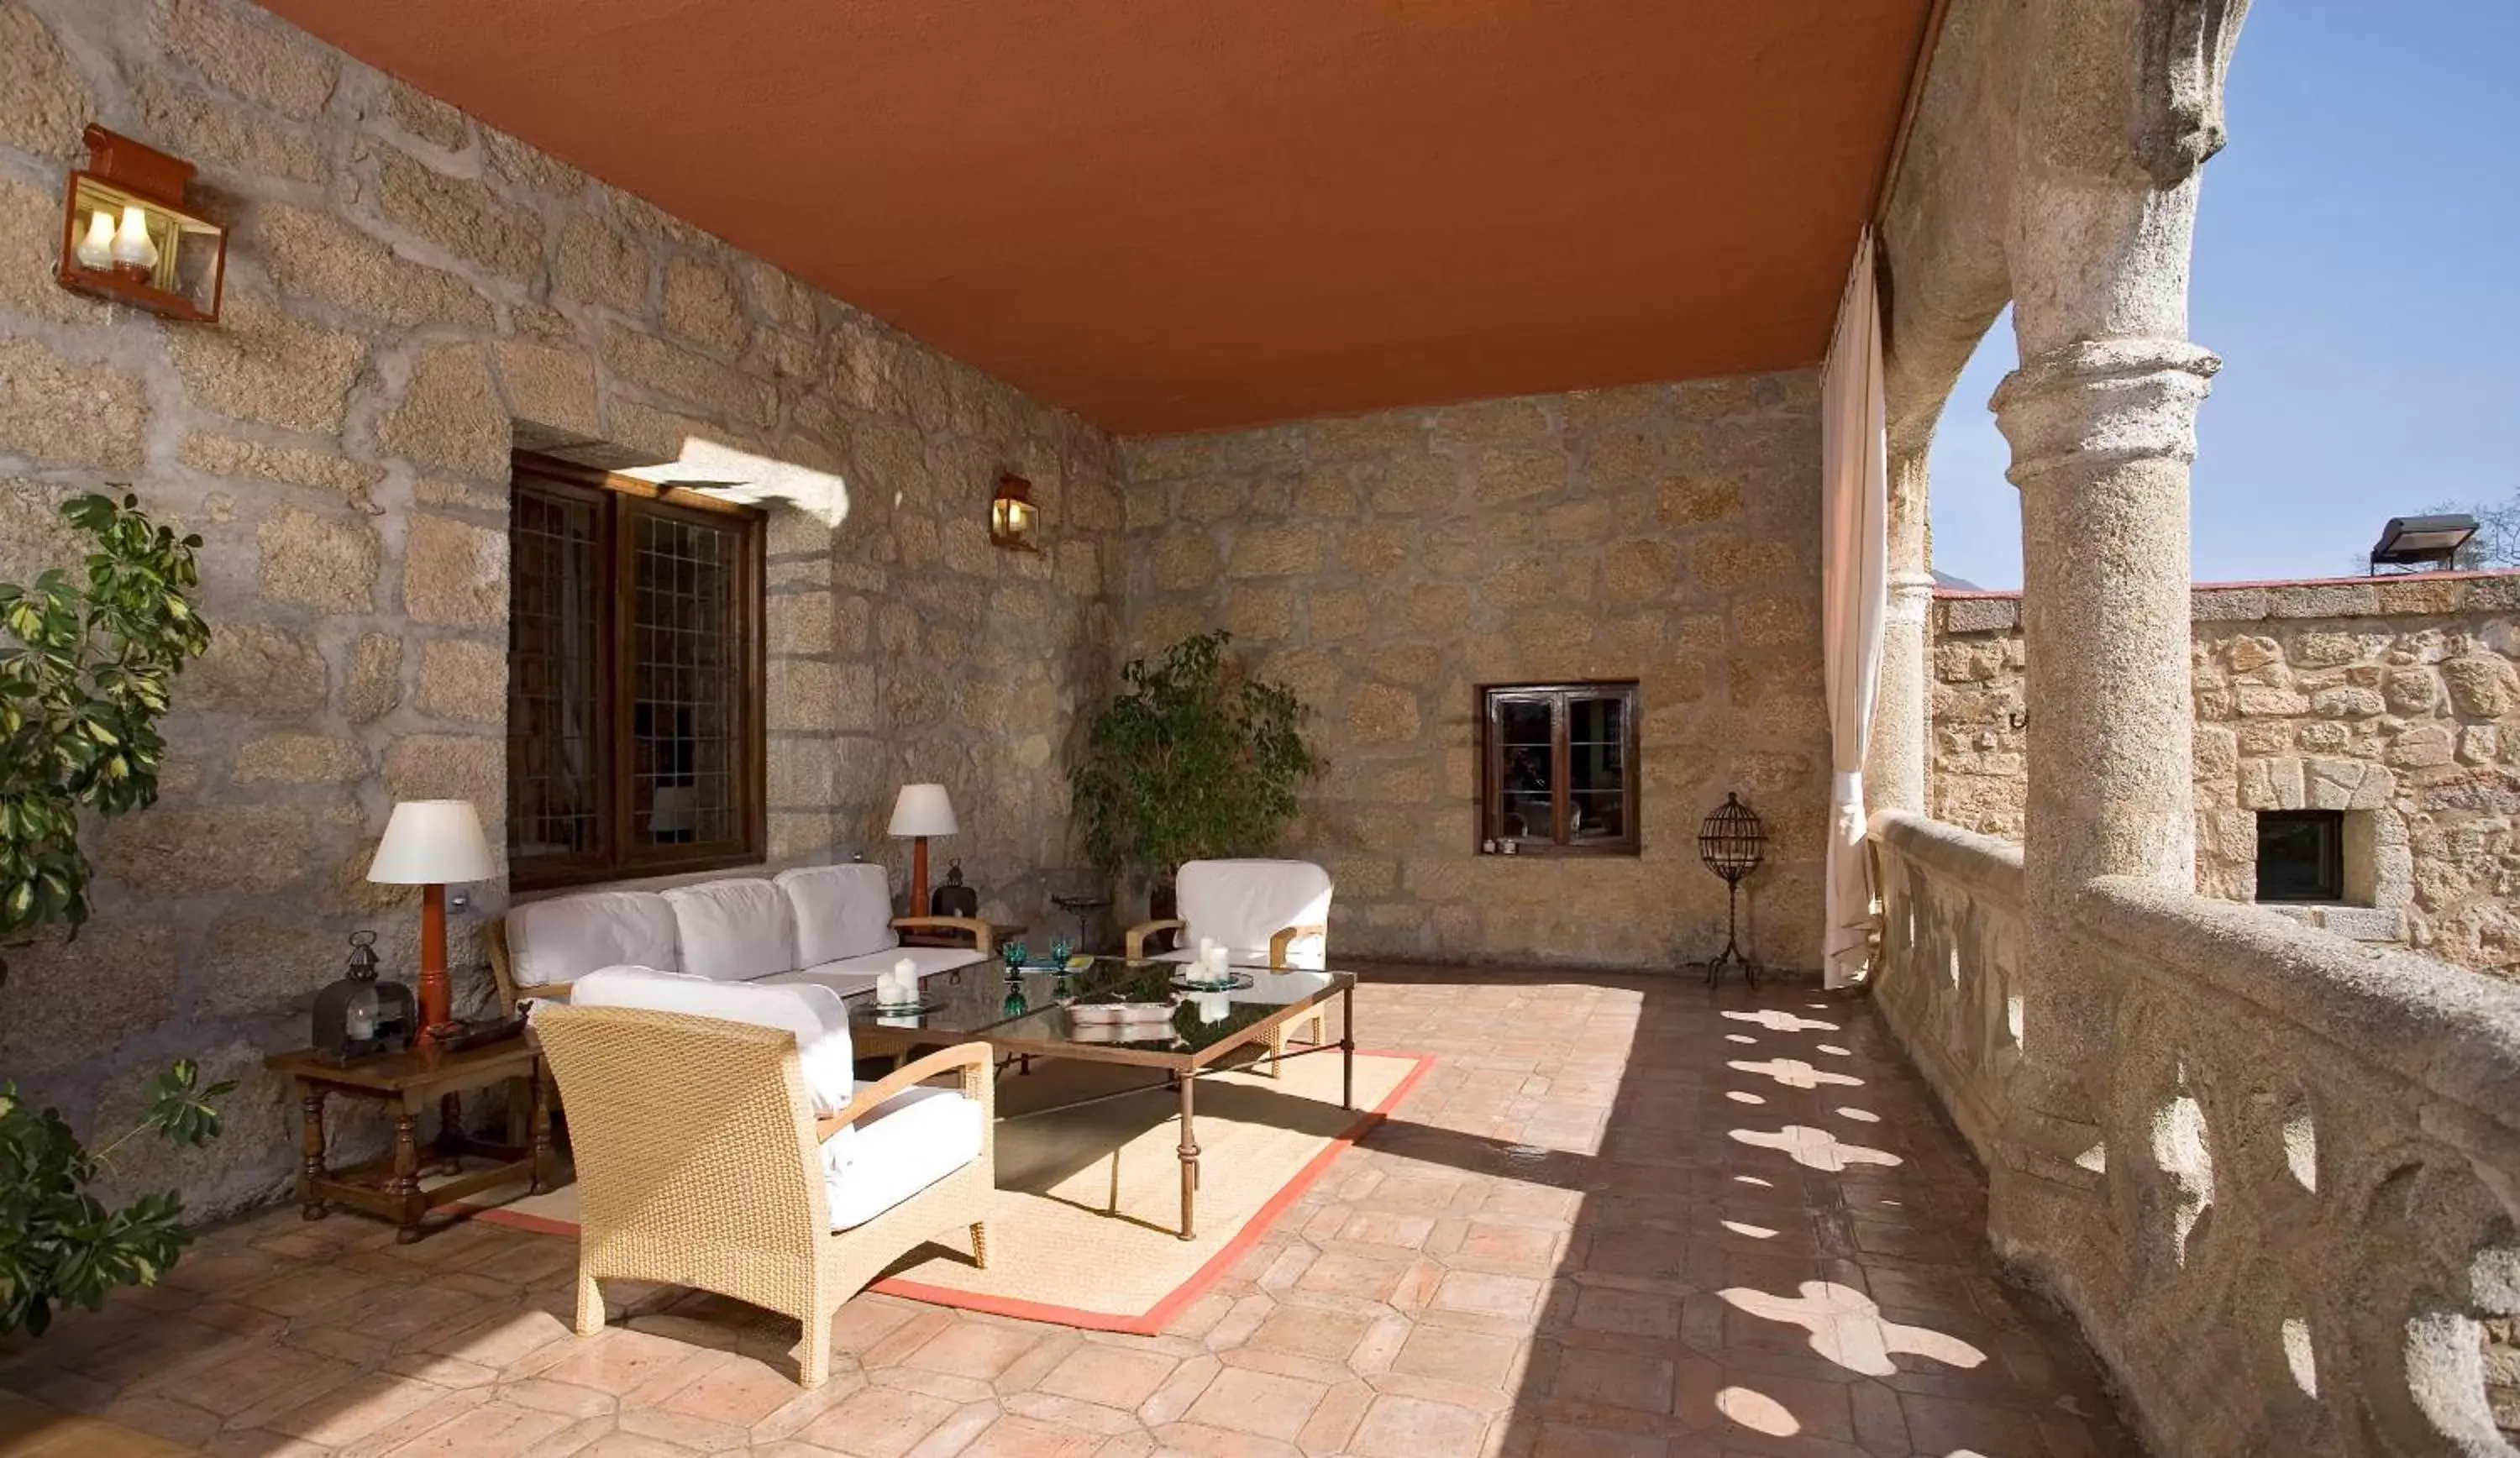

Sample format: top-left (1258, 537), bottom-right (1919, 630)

top-left (888, 783), bottom-right (958, 838)
top-left (366, 800), bottom-right (496, 884)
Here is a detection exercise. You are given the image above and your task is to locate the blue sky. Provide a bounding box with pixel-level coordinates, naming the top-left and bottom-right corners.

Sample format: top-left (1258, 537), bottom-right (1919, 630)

top-left (1927, 1), bottom-right (2520, 589)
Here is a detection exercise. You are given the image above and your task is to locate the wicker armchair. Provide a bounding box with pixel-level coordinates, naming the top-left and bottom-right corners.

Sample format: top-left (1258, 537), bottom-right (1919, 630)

top-left (532, 1005), bottom-right (995, 1387)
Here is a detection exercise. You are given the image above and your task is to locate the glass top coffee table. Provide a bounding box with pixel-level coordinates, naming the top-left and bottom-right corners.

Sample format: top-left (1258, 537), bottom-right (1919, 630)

top-left (844, 955), bottom-right (1356, 1240)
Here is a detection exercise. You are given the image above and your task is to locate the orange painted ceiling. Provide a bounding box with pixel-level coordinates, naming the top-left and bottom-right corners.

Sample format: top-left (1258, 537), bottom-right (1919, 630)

top-left (258, 1), bottom-right (1933, 434)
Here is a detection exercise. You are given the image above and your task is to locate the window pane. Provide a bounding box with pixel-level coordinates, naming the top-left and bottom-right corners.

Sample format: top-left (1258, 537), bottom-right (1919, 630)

top-left (632, 511), bottom-right (742, 848)
top-left (2255, 810), bottom-right (2342, 902)
top-left (508, 490), bottom-right (602, 866)
top-left (1567, 695), bottom-right (1626, 841)
top-left (1497, 697), bottom-right (1554, 840)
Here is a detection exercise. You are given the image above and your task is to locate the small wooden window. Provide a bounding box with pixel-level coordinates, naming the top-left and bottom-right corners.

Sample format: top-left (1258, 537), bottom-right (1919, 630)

top-left (507, 452), bottom-right (766, 890)
top-left (1478, 681), bottom-right (1641, 855)
top-left (2255, 810), bottom-right (2344, 903)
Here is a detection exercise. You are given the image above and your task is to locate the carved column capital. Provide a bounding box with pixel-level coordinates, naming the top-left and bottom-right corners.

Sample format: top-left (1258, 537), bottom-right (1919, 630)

top-left (1991, 338), bottom-right (2220, 487)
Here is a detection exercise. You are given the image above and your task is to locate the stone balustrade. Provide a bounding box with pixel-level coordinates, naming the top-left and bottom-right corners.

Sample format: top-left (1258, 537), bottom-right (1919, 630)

top-left (1872, 809), bottom-right (2520, 1456)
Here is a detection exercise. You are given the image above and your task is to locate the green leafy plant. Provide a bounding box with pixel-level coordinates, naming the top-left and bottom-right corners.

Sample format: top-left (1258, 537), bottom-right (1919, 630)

top-left (0, 1058), bottom-right (234, 1337)
top-left (1071, 631), bottom-right (1321, 891)
top-left (0, 492), bottom-right (209, 966)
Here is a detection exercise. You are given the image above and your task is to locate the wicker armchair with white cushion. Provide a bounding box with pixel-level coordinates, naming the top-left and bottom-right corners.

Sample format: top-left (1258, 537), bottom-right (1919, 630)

top-left (487, 863), bottom-right (992, 1014)
top-left (1124, 858), bottom-right (1335, 1074)
top-left (534, 968), bottom-right (994, 1387)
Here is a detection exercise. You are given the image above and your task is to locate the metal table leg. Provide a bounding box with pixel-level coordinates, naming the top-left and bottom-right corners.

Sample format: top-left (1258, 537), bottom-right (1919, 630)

top-left (1178, 1073), bottom-right (1200, 1240)
top-left (1341, 983), bottom-right (1356, 1111)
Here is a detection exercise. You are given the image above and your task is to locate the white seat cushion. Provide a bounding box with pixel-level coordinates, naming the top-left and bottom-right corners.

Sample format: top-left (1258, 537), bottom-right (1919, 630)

top-left (507, 892), bottom-right (680, 989)
top-left (566, 965), bottom-right (856, 1126)
top-left (762, 945), bottom-right (986, 1002)
top-left (1175, 860), bottom-right (1333, 963)
top-left (821, 1082), bottom-right (984, 1230)
top-left (777, 864), bottom-right (900, 964)
top-left (664, 878), bottom-right (799, 982)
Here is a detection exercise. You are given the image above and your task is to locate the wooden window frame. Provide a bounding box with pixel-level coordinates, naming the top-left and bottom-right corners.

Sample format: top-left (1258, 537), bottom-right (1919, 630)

top-left (508, 451), bottom-right (767, 892)
top-left (1477, 680), bottom-right (1641, 857)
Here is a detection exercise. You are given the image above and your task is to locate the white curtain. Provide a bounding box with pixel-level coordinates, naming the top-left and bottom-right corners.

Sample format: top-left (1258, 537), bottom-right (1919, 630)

top-left (1820, 228), bottom-right (1888, 990)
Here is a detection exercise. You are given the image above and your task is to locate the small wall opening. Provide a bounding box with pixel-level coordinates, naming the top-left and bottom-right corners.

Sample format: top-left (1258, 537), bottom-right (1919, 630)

top-left (2255, 810), bottom-right (2344, 904)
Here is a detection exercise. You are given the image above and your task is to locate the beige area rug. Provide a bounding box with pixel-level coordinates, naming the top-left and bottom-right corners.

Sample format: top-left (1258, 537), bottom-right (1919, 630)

top-left (470, 1046), bottom-right (1429, 1333)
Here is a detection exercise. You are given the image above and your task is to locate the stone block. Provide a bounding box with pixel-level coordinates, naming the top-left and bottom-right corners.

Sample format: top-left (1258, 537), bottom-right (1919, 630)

top-left (484, 128), bottom-right (584, 197)
top-left (186, 622), bottom-right (327, 716)
top-left (2308, 686), bottom-right (2385, 719)
top-left (2316, 905), bottom-right (2405, 941)
top-left (179, 435), bottom-right (384, 507)
top-left (2187, 586), bottom-right (2267, 621)
top-left (2442, 654), bottom-right (2517, 717)
top-left (0, 918), bottom-right (178, 1076)
top-left (377, 149), bottom-right (543, 282)
top-left (1733, 594), bottom-right (1814, 648)
top-left (168, 294), bottom-right (365, 434)
top-left (1222, 585), bottom-right (1293, 641)
top-left (1656, 476), bottom-right (1744, 527)
top-left (2382, 667), bottom-right (2442, 714)
top-left (132, 71), bottom-right (326, 183)
top-left (2296, 721), bottom-right (2351, 754)
top-left (662, 254), bottom-right (750, 356)
top-left (381, 344), bottom-right (512, 481)
top-left (256, 507), bottom-right (380, 612)
top-left (2289, 631), bottom-right (2371, 668)
top-left (0, 337), bottom-right (148, 468)
top-left (602, 323), bottom-right (774, 425)
top-left (1604, 540), bottom-right (1680, 601)
top-left (416, 637), bottom-right (509, 723)
top-left (1405, 585), bottom-right (1471, 635)
top-left (557, 215), bottom-right (652, 313)
top-left (1364, 454), bottom-right (1460, 514)
top-left (97, 802), bottom-right (340, 897)
top-left (1227, 523), bottom-right (1325, 578)
top-left (1431, 397), bottom-right (1553, 451)
top-left (2238, 758), bottom-right (2304, 810)
top-left (2265, 582), bottom-right (2381, 619)
top-left (768, 594), bottom-right (834, 655)
top-left (2386, 725), bottom-right (2454, 769)
top-left (385, 81), bottom-right (470, 151)
top-left (1346, 684), bottom-right (1422, 745)
top-left (156, 0), bottom-right (338, 118)
top-left (0, 176), bottom-right (100, 324)
top-left (1152, 533), bottom-right (1221, 592)
top-left (1469, 449), bottom-right (1569, 507)
top-left (0, 7), bottom-right (89, 157)
top-left (2227, 636), bottom-right (2281, 674)
top-left (257, 203), bottom-right (491, 328)
top-left (1689, 534), bottom-right (1799, 592)
top-left (403, 514), bottom-right (508, 627)
top-left (2460, 725), bottom-right (2500, 765)
top-left (342, 632), bottom-right (404, 721)
top-left (492, 340), bottom-right (601, 439)
top-left (233, 732), bottom-right (369, 784)
top-left (384, 733), bottom-right (503, 810)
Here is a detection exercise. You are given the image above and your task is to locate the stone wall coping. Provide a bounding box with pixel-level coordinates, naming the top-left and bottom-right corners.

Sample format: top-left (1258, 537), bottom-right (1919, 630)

top-left (2075, 873), bottom-right (2520, 1125)
top-left (1933, 568), bottom-right (2520, 636)
top-left (1870, 810), bottom-right (2023, 911)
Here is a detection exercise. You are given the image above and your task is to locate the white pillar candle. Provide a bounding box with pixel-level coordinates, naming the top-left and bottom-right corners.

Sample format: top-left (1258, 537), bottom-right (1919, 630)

top-left (1206, 944), bottom-right (1230, 978)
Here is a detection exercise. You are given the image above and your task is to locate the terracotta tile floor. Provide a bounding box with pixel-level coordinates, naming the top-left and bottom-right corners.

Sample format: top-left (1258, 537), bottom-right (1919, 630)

top-left (0, 968), bottom-right (2139, 1457)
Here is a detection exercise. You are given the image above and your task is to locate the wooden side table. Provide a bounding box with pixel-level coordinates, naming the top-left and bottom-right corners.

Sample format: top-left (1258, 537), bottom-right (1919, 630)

top-left (264, 1038), bottom-right (551, 1244)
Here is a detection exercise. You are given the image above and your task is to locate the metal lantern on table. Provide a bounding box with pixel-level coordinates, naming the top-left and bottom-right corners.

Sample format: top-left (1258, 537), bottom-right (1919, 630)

top-left (1696, 792), bottom-right (1766, 987)
top-left (311, 930), bottom-right (416, 1063)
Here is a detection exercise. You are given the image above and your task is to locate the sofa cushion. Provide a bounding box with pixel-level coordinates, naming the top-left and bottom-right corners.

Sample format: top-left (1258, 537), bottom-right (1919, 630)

top-left (567, 965), bottom-right (855, 1122)
top-left (664, 878), bottom-right (799, 982)
top-left (776, 864), bottom-right (899, 964)
top-left (507, 891), bottom-right (680, 990)
top-left (1176, 859), bottom-right (1334, 961)
top-left (763, 945), bottom-right (984, 1003)
top-left (820, 1083), bottom-right (984, 1230)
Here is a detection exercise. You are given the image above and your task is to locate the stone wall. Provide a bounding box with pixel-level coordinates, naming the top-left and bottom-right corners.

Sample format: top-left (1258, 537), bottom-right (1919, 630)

top-left (0, 0), bottom-right (1120, 1215)
top-left (1118, 374), bottom-right (1830, 973)
top-left (1931, 572), bottom-right (2520, 978)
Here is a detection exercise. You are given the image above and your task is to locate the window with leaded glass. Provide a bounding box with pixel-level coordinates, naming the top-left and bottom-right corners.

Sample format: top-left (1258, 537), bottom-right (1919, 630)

top-left (1478, 682), bottom-right (1640, 855)
top-left (508, 453), bottom-right (765, 889)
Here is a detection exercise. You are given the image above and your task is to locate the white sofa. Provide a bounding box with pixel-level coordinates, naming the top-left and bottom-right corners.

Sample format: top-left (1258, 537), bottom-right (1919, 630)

top-left (488, 863), bottom-right (994, 1011)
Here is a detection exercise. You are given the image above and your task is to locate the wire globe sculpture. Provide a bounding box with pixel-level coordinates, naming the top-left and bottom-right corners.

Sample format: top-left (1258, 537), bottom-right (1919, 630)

top-left (1696, 792), bottom-right (1766, 986)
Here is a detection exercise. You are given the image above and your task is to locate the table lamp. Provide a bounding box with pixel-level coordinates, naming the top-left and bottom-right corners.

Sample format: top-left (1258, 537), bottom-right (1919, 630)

top-left (888, 783), bottom-right (958, 917)
top-left (366, 799), bottom-right (496, 1046)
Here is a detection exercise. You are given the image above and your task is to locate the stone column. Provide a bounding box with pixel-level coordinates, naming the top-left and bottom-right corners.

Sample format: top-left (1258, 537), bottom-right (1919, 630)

top-left (1992, 0), bottom-right (2244, 1125)
top-left (1867, 444), bottom-right (1935, 816)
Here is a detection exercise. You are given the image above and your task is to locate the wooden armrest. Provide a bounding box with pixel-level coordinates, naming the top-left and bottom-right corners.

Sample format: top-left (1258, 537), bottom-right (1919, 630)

top-left (891, 915), bottom-right (995, 954)
top-left (813, 1041), bottom-right (993, 1141)
top-left (1268, 924), bottom-right (1329, 971)
top-left (1126, 917), bottom-right (1186, 959)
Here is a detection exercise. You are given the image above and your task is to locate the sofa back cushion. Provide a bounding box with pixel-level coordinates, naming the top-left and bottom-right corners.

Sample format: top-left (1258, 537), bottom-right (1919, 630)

top-left (507, 890), bottom-right (680, 990)
top-left (1177, 859), bottom-right (1335, 954)
top-left (777, 864), bottom-right (900, 964)
top-left (663, 878), bottom-right (799, 982)
top-left (568, 965), bottom-right (854, 1120)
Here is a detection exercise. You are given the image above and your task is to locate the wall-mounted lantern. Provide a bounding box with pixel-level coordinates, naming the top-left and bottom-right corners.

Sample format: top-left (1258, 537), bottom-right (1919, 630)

top-left (990, 473), bottom-right (1039, 551)
top-left (57, 126), bottom-right (228, 323)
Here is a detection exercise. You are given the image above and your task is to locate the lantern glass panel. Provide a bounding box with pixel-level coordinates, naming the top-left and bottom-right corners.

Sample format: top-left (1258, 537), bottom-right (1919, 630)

top-left (62, 175), bottom-right (224, 317)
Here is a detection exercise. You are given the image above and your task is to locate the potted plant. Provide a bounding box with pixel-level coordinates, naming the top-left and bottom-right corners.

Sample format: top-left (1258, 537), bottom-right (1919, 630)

top-left (1, 490), bottom-right (228, 1338)
top-left (1071, 631), bottom-right (1321, 915)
